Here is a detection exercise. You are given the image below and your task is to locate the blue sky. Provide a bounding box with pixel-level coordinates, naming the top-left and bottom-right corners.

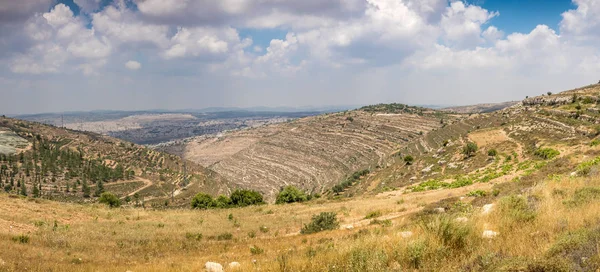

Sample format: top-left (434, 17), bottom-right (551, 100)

top-left (1, 0), bottom-right (599, 114)
top-left (479, 0), bottom-right (575, 33)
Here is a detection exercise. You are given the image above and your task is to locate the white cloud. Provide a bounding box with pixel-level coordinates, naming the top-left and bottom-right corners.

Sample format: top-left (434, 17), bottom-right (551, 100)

top-left (0, 0), bottom-right (51, 23)
top-left (440, 1), bottom-right (499, 48)
top-left (560, 0), bottom-right (600, 44)
top-left (9, 4), bottom-right (111, 75)
top-left (125, 60), bottom-right (141, 70)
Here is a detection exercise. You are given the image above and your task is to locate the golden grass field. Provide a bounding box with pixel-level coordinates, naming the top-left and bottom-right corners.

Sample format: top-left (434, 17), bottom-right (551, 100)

top-left (1, 173), bottom-right (600, 271)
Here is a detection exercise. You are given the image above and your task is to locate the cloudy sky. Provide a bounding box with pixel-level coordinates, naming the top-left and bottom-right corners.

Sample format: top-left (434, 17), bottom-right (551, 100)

top-left (1, 0), bottom-right (599, 114)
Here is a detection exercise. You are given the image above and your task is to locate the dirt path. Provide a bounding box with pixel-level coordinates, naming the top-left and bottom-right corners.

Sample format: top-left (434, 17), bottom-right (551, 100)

top-left (121, 177), bottom-right (153, 198)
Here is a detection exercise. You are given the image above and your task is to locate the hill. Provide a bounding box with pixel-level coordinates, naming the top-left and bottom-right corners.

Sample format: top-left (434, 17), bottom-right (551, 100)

top-left (3, 84), bottom-right (600, 271)
top-left (0, 117), bottom-right (230, 207)
top-left (158, 104), bottom-right (456, 200)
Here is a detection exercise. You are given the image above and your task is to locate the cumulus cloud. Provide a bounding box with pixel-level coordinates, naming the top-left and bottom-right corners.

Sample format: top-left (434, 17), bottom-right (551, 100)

top-left (9, 3), bottom-right (111, 75)
top-left (1, 0), bottom-right (600, 114)
top-left (125, 60), bottom-right (141, 70)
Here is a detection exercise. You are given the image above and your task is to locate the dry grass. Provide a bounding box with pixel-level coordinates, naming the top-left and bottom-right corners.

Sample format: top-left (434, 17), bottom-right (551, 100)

top-left (1, 174), bottom-right (600, 271)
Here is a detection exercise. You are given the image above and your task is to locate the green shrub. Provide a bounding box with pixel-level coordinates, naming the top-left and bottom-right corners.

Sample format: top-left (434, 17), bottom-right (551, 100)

top-left (463, 142), bottom-right (478, 157)
top-left (215, 195), bottom-right (232, 208)
top-left (185, 232), bottom-right (203, 241)
top-left (499, 195), bottom-right (537, 224)
top-left (191, 193), bottom-right (215, 209)
top-left (467, 190), bottom-right (487, 197)
top-left (364, 210), bottom-right (382, 219)
top-left (347, 247), bottom-right (389, 271)
top-left (590, 139), bottom-right (600, 147)
top-left (216, 232), bottom-right (233, 241)
top-left (98, 192), bottom-right (121, 208)
top-left (406, 240), bottom-right (428, 269)
top-left (12, 234), bottom-right (30, 244)
top-left (250, 245), bottom-right (264, 255)
top-left (259, 225), bottom-right (269, 233)
top-left (534, 147), bottom-right (560, 160)
top-left (276, 186), bottom-right (308, 204)
top-left (301, 212), bottom-right (340, 234)
top-left (230, 189), bottom-right (264, 207)
top-left (546, 227), bottom-right (600, 271)
top-left (487, 149), bottom-right (498, 156)
top-left (370, 219), bottom-right (392, 227)
top-left (420, 216), bottom-right (472, 251)
top-left (404, 155), bottom-right (415, 165)
top-left (563, 187), bottom-right (600, 207)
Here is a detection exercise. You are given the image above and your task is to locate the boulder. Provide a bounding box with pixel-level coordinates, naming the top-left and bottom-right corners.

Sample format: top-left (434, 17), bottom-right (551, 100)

top-left (400, 231), bottom-right (413, 238)
top-left (228, 262), bottom-right (241, 270)
top-left (434, 207), bottom-right (445, 213)
top-left (205, 262), bottom-right (223, 272)
top-left (481, 204), bottom-right (494, 215)
top-left (482, 230), bottom-right (499, 239)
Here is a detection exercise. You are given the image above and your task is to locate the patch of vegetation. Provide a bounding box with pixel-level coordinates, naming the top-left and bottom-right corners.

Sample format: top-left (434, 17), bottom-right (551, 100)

top-left (420, 215), bottom-right (473, 251)
top-left (364, 210), bottom-right (382, 219)
top-left (185, 232), bottom-right (203, 241)
top-left (487, 149), bottom-right (498, 157)
top-left (467, 190), bottom-right (487, 197)
top-left (463, 142), bottom-right (478, 157)
top-left (276, 185), bottom-right (308, 204)
top-left (370, 219), bottom-right (392, 227)
top-left (301, 212), bottom-right (339, 234)
top-left (11, 234), bottom-right (30, 244)
top-left (332, 169), bottom-right (370, 194)
top-left (499, 195), bottom-right (537, 224)
top-left (534, 147), bottom-right (560, 160)
top-left (98, 192), bottom-right (121, 208)
top-left (563, 187), bottom-right (600, 207)
top-left (250, 245), bottom-right (264, 255)
top-left (191, 189), bottom-right (264, 209)
top-left (404, 155), bottom-right (414, 165)
top-left (546, 227), bottom-right (600, 271)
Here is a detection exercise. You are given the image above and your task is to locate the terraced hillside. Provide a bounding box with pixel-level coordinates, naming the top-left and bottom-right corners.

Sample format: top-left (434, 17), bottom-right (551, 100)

top-left (348, 84), bottom-right (600, 198)
top-left (0, 117), bottom-right (230, 206)
top-left (161, 105), bottom-right (454, 199)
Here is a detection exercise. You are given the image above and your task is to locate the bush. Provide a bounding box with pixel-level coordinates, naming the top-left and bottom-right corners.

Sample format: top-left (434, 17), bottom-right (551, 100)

top-left (216, 232), bottom-right (233, 241)
top-left (98, 192), bottom-right (121, 208)
top-left (467, 190), bottom-right (487, 197)
top-left (364, 210), bottom-right (382, 219)
top-left (301, 212), bottom-right (340, 234)
top-left (534, 147), bottom-right (560, 160)
top-left (250, 245), bottom-right (264, 255)
top-left (499, 195), bottom-right (537, 224)
top-left (404, 155), bottom-right (415, 165)
top-left (420, 216), bottom-right (472, 251)
top-left (215, 195), bottom-right (232, 208)
top-left (191, 193), bottom-right (215, 209)
top-left (563, 187), bottom-right (600, 207)
top-left (487, 149), bottom-right (498, 156)
top-left (463, 142), bottom-right (478, 157)
top-left (546, 227), bottom-right (600, 271)
top-left (185, 232), bottom-right (203, 241)
top-left (276, 186), bottom-right (308, 204)
top-left (230, 189), bottom-right (264, 207)
top-left (12, 234), bottom-right (30, 244)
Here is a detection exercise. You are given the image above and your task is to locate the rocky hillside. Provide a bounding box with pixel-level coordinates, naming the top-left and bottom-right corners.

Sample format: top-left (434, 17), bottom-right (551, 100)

top-left (159, 105), bottom-right (456, 200)
top-left (0, 117), bottom-right (230, 206)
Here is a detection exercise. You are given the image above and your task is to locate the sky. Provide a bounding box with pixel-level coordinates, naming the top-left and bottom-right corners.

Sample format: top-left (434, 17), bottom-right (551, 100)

top-left (1, 0), bottom-right (599, 115)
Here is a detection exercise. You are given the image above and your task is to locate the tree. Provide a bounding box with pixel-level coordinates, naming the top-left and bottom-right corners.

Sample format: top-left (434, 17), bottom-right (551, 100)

top-left (276, 186), bottom-right (308, 204)
top-left (230, 189), bottom-right (264, 207)
top-left (82, 179), bottom-right (90, 198)
top-left (547, 91), bottom-right (552, 96)
top-left (301, 212), bottom-right (339, 234)
top-left (94, 180), bottom-right (104, 197)
top-left (404, 155), bottom-right (414, 165)
top-left (215, 195), bottom-right (232, 208)
top-left (463, 142), bottom-right (478, 157)
top-left (32, 182), bottom-right (40, 198)
top-left (98, 192), bottom-right (121, 208)
top-left (191, 193), bottom-right (216, 209)
top-left (20, 181), bottom-right (27, 196)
